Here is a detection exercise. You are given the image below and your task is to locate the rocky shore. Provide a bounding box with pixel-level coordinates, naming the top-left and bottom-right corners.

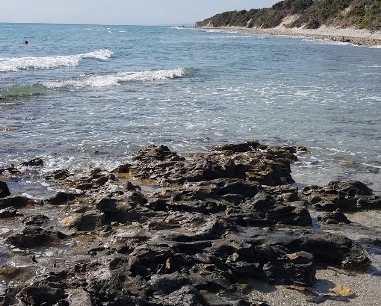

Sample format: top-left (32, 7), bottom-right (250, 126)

top-left (202, 26), bottom-right (381, 46)
top-left (1, 142), bottom-right (381, 305)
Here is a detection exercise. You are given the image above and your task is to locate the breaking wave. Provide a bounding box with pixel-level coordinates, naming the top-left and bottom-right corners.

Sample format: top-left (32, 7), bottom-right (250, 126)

top-left (43, 68), bottom-right (190, 88)
top-left (0, 49), bottom-right (113, 72)
top-left (0, 68), bottom-right (190, 99)
top-left (0, 83), bottom-right (46, 100)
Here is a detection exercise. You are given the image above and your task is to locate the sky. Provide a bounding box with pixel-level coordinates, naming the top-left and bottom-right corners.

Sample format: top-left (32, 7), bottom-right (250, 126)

top-left (0, 0), bottom-right (279, 25)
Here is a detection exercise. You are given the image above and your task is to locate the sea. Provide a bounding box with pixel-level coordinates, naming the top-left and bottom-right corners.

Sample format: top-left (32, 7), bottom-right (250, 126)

top-left (0, 23), bottom-right (380, 197)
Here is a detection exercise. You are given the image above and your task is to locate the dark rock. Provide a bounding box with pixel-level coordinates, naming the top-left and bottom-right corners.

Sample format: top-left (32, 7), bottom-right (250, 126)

top-left (146, 198), bottom-right (168, 211)
top-left (301, 180), bottom-right (380, 212)
top-left (228, 200), bottom-right (311, 227)
top-left (47, 191), bottom-right (78, 205)
top-left (328, 180), bottom-right (373, 196)
top-left (0, 207), bottom-right (21, 218)
top-left (113, 163), bottom-right (131, 173)
top-left (94, 175), bottom-right (109, 186)
top-left (212, 141), bottom-right (262, 152)
top-left (19, 284), bottom-right (66, 306)
top-left (128, 245), bottom-right (174, 278)
top-left (317, 209), bottom-right (351, 224)
top-left (125, 181), bottom-right (141, 191)
top-left (148, 272), bottom-right (189, 294)
top-left (0, 180), bottom-right (10, 198)
top-left (299, 233), bottom-right (370, 268)
top-left (167, 286), bottom-right (207, 306)
top-left (73, 212), bottom-right (105, 232)
top-left (6, 226), bottom-right (66, 248)
top-left (46, 169), bottom-right (71, 180)
top-left (76, 182), bottom-right (94, 190)
top-left (96, 197), bottom-right (117, 212)
top-left (0, 196), bottom-right (39, 209)
top-left (22, 214), bottom-right (49, 225)
top-left (133, 145), bottom-right (185, 163)
top-left (263, 251), bottom-right (316, 287)
top-left (21, 157), bottom-right (44, 167)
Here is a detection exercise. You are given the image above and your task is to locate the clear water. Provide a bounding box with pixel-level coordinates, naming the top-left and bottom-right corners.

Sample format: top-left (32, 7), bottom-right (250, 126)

top-left (0, 23), bottom-right (380, 194)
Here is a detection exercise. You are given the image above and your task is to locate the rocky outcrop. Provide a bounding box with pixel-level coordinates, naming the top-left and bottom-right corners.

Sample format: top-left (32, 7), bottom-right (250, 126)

top-left (300, 180), bottom-right (381, 212)
top-left (0, 142), bottom-right (378, 305)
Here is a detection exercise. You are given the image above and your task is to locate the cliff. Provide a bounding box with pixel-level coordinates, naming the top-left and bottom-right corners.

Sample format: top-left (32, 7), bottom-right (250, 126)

top-left (198, 0), bottom-right (381, 31)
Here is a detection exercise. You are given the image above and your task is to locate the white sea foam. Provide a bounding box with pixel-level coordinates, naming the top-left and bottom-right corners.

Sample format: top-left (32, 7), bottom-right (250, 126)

top-left (43, 68), bottom-right (188, 88)
top-left (0, 49), bottom-right (113, 72)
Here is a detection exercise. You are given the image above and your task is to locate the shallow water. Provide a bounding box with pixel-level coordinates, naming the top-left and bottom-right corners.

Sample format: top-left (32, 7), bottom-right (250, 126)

top-left (0, 24), bottom-right (380, 195)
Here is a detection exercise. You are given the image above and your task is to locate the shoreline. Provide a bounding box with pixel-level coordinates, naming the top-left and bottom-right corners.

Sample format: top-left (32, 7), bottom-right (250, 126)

top-left (202, 25), bottom-right (381, 46)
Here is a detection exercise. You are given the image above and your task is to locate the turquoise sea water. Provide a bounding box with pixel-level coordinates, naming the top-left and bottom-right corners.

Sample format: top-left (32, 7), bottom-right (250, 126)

top-left (0, 23), bottom-right (380, 194)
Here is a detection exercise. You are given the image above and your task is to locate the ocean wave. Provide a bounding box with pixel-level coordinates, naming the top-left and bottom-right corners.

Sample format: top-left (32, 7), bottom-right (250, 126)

top-left (0, 49), bottom-right (113, 72)
top-left (0, 83), bottom-right (46, 100)
top-left (43, 68), bottom-right (190, 88)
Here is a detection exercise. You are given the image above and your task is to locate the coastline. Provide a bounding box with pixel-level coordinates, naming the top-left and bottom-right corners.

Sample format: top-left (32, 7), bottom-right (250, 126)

top-left (202, 25), bottom-right (381, 46)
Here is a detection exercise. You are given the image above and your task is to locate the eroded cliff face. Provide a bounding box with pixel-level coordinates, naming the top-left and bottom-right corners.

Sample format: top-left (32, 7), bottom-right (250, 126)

top-left (198, 0), bottom-right (381, 31)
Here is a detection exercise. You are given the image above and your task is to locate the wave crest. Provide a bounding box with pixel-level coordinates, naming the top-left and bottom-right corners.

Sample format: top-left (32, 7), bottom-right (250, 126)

top-left (0, 83), bottom-right (46, 100)
top-left (43, 68), bottom-right (189, 88)
top-left (0, 49), bottom-right (113, 72)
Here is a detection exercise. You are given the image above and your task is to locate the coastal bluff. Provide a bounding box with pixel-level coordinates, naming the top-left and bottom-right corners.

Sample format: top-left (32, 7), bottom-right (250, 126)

top-left (197, 0), bottom-right (381, 45)
top-left (1, 141), bottom-right (381, 305)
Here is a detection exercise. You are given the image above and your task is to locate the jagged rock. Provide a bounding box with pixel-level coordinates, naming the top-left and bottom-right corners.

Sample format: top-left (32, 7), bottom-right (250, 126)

top-left (0, 180), bottom-right (10, 198)
top-left (167, 285), bottom-right (206, 306)
top-left (6, 226), bottom-right (66, 248)
top-left (131, 142), bottom-right (296, 186)
top-left (0, 196), bottom-right (39, 209)
top-left (47, 191), bottom-right (78, 205)
top-left (18, 284), bottom-right (65, 306)
top-left (148, 272), bottom-right (189, 294)
top-left (263, 251), bottom-right (315, 286)
top-left (68, 288), bottom-right (92, 306)
top-left (46, 169), bottom-right (71, 180)
top-left (299, 233), bottom-right (371, 269)
top-left (73, 212), bottom-right (105, 232)
top-left (21, 157), bottom-right (44, 167)
top-left (113, 163), bottom-right (131, 173)
top-left (96, 197), bottom-right (117, 212)
top-left (0, 142), bottom-right (378, 305)
top-left (22, 214), bottom-right (50, 226)
top-left (76, 182), bottom-right (94, 190)
top-left (0, 207), bottom-right (21, 218)
top-left (133, 145), bottom-right (185, 164)
top-left (227, 199), bottom-right (311, 227)
top-left (317, 209), bottom-right (351, 224)
top-left (301, 180), bottom-right (381, 211)
top-left (212, 141), bottom-right (263, 152)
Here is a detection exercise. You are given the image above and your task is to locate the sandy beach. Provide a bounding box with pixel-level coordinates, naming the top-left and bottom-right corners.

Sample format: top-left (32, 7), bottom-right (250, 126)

top-left (203, 25), bottom-right (381, 46)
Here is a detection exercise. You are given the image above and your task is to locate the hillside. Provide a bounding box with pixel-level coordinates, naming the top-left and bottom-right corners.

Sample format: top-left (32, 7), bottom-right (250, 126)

top-left (198, 0), bottom-right (381, 31)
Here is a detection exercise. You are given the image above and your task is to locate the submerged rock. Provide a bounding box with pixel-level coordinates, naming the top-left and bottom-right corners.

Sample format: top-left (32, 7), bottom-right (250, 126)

top-left (21, 157), bottom-right (44, 167)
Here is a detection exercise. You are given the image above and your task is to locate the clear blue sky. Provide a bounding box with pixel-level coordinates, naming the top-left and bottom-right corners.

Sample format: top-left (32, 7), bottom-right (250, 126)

top-left (0, 0), bottom-right (279, 25)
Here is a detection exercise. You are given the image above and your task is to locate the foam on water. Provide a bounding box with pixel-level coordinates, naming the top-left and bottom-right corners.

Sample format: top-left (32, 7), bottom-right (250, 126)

top-left (0, 49), bottom-right (112, 72)
top-left (0, 24), bottom-right (380, 193)
top-left (43, 68), bottom-right (189, 88)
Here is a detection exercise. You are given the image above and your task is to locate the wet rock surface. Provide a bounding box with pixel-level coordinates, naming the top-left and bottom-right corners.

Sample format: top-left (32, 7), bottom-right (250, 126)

top-left (0, 142), bottom-right (380, 305)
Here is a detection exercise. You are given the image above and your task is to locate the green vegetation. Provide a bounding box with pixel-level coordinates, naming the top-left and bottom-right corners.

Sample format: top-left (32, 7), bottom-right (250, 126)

top-left (198, 0), bottom-right (381, 30)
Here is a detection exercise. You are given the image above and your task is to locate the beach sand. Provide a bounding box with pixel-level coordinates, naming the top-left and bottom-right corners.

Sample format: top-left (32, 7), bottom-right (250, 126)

top-left (203, 25), bottom-right (381, 46)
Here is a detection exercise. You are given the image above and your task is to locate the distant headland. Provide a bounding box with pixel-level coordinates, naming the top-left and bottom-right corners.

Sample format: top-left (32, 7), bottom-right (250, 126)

top-left (196, 0), bottom-right (381, 46)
